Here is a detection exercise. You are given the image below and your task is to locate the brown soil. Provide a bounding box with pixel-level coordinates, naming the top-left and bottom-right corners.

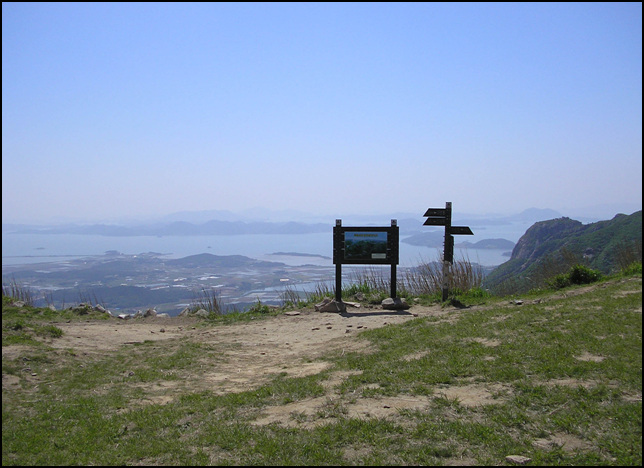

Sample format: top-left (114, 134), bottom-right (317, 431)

top-left (8, 279), bottom-right (637, 428)
top-left (46, 304), bottom-right (446, 401)
top-left (5, 302), bottom-right (488, 425)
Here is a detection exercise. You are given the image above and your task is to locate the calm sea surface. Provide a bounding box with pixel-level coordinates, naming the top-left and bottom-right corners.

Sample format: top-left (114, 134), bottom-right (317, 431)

top-left (2, 222), bottom-right (532, 269)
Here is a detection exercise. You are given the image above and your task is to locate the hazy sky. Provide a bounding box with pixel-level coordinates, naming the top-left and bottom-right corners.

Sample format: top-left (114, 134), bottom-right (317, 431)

top-left (2, 2), bottom-right (642, 224)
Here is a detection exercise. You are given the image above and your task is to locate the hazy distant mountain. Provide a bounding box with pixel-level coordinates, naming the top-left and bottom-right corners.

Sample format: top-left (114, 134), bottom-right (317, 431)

top-left (401, 233), bottom-right (516, 250)
top-left (8, 220), bottom-right (330, 236)
top-left (452, 208), bottom-right (564, 227)
top-left (158, 207), bottom-right (566, 228)
top-left (457, 239), bottom-right (516, 250)
top-left (400, 231), bottom-right (445, 248)
top-left (161, 209), bottom-right (244, 223)
top-left (510, 208), bottom-right (563, 222)
top-left (7, 206), bottom-right (640, 237)
top-left (166, 253), bottom-right (285, 268)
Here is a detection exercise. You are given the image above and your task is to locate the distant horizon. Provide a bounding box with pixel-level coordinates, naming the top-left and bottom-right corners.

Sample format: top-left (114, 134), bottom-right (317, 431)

top-left (2, 202), bottom-right (641, 227)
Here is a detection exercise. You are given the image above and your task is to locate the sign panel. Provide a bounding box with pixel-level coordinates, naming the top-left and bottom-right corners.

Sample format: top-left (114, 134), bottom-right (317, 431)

top-left (423, 208), bottom-right (447, 217)
top-left (344, 231), bottom-right (388, 261)
top-left (423, 217), bottom-right (447, 226)
top-left (333, 220), bottom-right (400, 302)
top-left (450, 226), bottom-right (474, 235)
top-left (333, 225), bottom-right (399, 265)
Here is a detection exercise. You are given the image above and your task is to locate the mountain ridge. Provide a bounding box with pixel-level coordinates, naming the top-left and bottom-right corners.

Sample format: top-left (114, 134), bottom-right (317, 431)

top-left (483, 211), bottom-right (642, 292)
top-left (2, 207), bottom-right (571, 237)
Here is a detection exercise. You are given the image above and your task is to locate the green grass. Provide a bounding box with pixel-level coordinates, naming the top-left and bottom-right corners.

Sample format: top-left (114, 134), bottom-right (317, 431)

top-left (3, 273), bottom-right (641, 465)
top-left (2, 297), bottom-right (106, 346)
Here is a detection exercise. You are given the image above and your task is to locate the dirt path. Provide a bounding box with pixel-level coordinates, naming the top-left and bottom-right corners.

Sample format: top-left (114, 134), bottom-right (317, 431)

top-left (48, 304), bottom-right (449, 391)
top-left (30, 303), bottom-right (460, 420)
top-left (9, 278), bottom-right (636, 432)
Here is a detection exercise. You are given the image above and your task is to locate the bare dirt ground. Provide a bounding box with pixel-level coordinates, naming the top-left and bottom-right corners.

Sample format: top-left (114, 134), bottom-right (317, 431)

top-left (46, 304), bottom-right (445, 397)
top-left (7, 279), bottom-right (638, 462)
top-left (12, 303), bottom-right (473, 427)
top-left (7, 278), bottom-right (639, 438)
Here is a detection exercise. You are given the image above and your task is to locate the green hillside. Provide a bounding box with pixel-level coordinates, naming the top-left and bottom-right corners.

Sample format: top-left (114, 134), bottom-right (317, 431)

top-left (484, 211), bottom-right (641, 293)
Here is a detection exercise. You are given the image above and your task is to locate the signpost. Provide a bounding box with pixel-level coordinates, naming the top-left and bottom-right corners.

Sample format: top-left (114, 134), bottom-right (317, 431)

top-left (423, 202), bottom-right (473, 301)
top-left (333, 219), bottom-right (399, 303)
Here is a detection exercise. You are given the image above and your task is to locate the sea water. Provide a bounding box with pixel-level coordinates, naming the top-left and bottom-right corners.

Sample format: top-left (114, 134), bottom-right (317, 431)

top-left (2, 227), bottom-right (523, 269)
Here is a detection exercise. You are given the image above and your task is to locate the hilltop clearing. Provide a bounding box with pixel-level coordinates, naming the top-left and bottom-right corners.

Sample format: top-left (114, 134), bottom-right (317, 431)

top-left (10, 276), bottom-right (638, 400)
top-left (5, 301), bottom-right (444, 397)
top-left (2, 275), bottom-right (641, 465)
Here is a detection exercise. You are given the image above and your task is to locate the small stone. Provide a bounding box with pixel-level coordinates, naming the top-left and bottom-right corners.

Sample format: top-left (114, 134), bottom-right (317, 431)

top-left (315, 298), bottom-right (346, 312)
top-left (381, 297), bottom-right (410, 310)
top-left (505, 455), bottom-right (531, 465)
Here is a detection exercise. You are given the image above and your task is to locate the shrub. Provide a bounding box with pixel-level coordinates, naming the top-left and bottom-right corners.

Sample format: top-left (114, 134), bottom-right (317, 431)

top-left (621, 261), bottom-right (642, 276)
top-left (568, 264), bottom-right (603, 285)
top-left (403, 254), bottom-right (483, 297)
top-left (190, 287), bottom-right (224, 315)
top-left (247, 299), bottom-right (272, 314)
top-left (547, 264), bottom-right (603, 289)
top-left (548, 273), bottom-right (571, 289)
top-left (2, 277), bottom-right (35, 307)
top-left (615, 239), bottom-right (642, 271)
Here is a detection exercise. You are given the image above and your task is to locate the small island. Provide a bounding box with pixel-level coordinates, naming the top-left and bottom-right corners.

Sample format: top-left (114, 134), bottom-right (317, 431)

top-left (402, 232), bottom-right (515, 250)
top-left (269, 252), bottom-right (332, 260)
top-left (456, 239), bottom-right (516, 250)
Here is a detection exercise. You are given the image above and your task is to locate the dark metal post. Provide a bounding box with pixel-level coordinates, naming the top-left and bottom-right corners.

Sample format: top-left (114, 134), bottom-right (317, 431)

top-left (390, 219), bottom-right (397, 298)
top-left (334, 219), bottom-right (342, 303)
top-left (336, 263), bottom-right (342, 302)
top-left (442, 202), bottom-right (452, 302)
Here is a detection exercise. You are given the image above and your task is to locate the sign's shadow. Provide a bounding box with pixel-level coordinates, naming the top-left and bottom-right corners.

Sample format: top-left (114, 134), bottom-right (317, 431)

top-left (339, 309), bottom-right (415, 318)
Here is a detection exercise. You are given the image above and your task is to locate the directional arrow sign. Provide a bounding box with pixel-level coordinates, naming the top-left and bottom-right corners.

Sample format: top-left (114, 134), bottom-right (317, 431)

top-left (424, 217), bottom-right (447, 226)
top-left (423, 208), bottom-right (447, 217)
top-left (450, 226), bottom-right (474, 235)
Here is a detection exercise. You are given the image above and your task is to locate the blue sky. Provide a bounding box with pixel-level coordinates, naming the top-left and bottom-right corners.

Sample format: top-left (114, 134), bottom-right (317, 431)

top-left (2, 2), bottom-right (642, 224)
